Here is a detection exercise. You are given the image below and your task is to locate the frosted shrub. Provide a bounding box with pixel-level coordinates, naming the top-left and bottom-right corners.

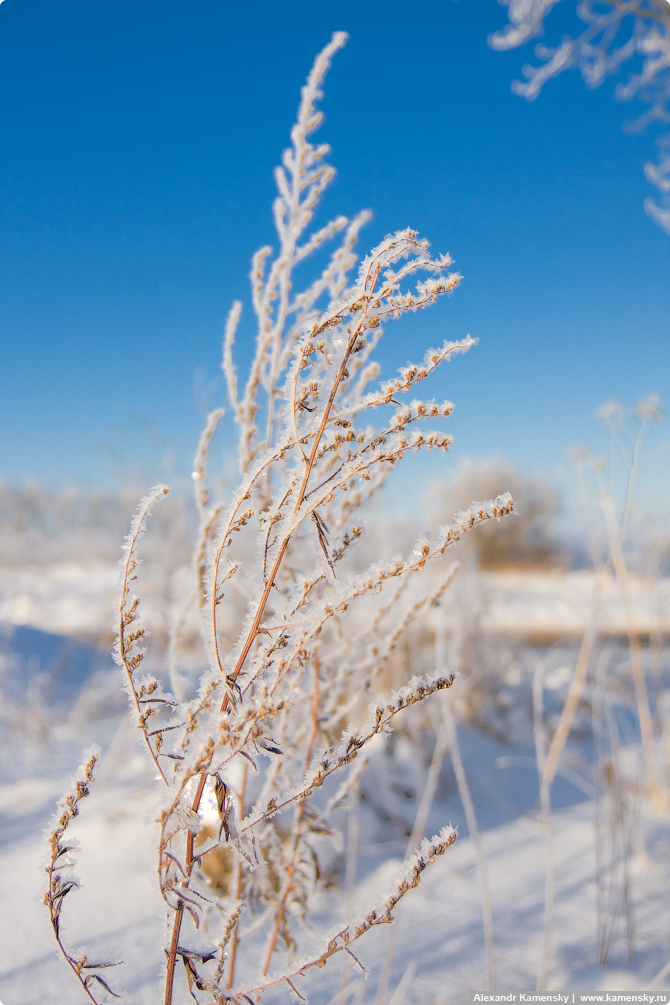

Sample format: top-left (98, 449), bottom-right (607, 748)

top-left (44, 33), bottom-right (513, 1004)
top-left (490, 0), bottom-right (670, 233)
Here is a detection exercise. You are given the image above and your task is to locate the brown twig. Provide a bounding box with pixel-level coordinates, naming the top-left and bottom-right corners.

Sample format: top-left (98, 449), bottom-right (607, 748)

top-left (164, 771), bottom-right (209, 1005)
top-left (226, 763), bottom-right (248, 989)
top-left (44, 750), bottom-right (120, 1005)
top-left (116, 485), bottom-right (170, 785)
top-left (261, 658), bottom-right (322, 974)
top-left (229, 827), bottom-right (457, 1000)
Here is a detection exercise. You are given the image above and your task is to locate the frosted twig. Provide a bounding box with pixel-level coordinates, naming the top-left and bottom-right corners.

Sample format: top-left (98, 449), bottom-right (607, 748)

top-left (114, 484), bottom-right (170, 785)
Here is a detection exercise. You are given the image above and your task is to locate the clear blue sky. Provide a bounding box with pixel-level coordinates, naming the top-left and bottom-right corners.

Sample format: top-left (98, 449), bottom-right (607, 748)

top-left (1, 0), bottom-right (669, 493)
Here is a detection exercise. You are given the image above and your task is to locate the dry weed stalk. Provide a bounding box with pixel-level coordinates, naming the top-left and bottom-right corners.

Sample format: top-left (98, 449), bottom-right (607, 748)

top-left (43, 746), bottom-right (122, 1004)
top-left (531, 396), bottom-right (668, 981)
top-left (568, 397), bottom-right (668, 812)
top-left (45, 33), bottom-right (513, 1004)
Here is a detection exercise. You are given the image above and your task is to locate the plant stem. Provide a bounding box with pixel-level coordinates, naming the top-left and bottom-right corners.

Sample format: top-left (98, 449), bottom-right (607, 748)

top-left (534, 664), bottom-right (555, 995)
top-left (261, 658), bottom-right (321, 975)
top-left (226, 762), bottom-right (248, 989)
top-left (220, 325), bottom-right (364, 710)
top-left (444, 695), bottom-right (496, 994)
top-left (164, 771), bottom-right (209, 1005)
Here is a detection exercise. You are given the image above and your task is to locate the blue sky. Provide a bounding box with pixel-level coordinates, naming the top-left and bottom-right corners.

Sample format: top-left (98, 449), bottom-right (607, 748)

top-left (1, 0), bottom-right (669, 498)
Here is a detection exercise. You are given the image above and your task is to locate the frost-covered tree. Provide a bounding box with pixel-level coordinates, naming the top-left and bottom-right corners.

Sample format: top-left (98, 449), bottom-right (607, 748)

top-left (490, 0), bottom-right (670, 233)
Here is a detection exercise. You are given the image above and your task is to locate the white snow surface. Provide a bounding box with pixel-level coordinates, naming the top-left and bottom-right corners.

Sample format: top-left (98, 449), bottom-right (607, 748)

top-left (0, 563), bottom-right (119, 638)
top-left (1, 709), bottom-right (670, 1004)
top-left (2, 563), bottom-right (669, 640)
top-left (1, 568), bottom-right (670, 1004)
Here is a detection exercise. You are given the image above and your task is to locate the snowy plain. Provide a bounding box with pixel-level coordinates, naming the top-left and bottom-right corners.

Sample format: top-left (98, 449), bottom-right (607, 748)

top-left (3, 561), bottom-right (670, 640)
top-left (1, 563), bottom-right (670, 1005)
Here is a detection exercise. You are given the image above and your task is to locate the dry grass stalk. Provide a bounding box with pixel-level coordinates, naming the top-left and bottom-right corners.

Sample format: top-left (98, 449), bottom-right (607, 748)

top-left (533, 663), bottom-right (556, 995)
top-left (44, 32), bottom-right (513, 1004)
top-left (531, 398), bottom-right (668, 983)
top-left (544, 400), bottom-right (668, 805)
top-left (443, 692), bottom-right (496, 995)
top-left (43, 746), bottom-right (122, 1004)
top-left (114, 484), bottom-right (172, 785)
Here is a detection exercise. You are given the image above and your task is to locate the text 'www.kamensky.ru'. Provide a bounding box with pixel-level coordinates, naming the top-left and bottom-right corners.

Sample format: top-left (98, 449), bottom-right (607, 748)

top-left (472, 993), bottom-right (668, 1003)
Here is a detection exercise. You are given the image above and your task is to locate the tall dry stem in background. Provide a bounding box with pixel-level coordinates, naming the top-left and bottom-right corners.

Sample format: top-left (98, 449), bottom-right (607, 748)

top-left (43, 33), bottom-right (513, 1005)
top-left (530, 396), bottom-right (669, 980)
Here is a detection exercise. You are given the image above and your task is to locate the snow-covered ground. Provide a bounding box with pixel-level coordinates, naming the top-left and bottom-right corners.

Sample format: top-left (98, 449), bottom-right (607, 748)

top-left (475, 571), bottom-right (670, 638)
top-left (1, 567), bottom-right (670, 1004)
top-left (2, 563), bottom-right (669, 640)
top-left (1, 704), bottom-right (669, 1004)
top-left (0, 563), bottom-right (119, 639)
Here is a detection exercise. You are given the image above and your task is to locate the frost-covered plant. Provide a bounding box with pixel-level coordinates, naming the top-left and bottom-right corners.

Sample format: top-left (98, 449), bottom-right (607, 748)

top-left (567, 395), bottom-right (668, 815)
top-left (490, 0), bottom-right (670, 233)
top-left (44, 32), bottom-right (513, 1005)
